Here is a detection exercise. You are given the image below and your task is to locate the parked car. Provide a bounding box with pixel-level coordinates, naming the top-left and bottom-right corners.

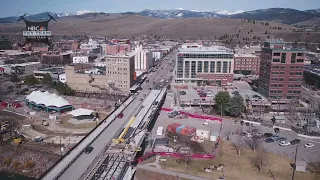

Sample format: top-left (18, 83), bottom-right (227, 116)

top-left (117, 113), bottom-right (124, 118)
top-left (276, 137), bottom-right (287, 142)
top-left (139, 98), bottom-right (143, 101)
top-left (240, 121), bottom-right (244, 125)
top-left (290, 139), bottom-right (301, 145)
top-left (274, 128), bottom-right (280, 133)
top-left (270, 135), bottom-right (280, 140)
top-left (245, 122), bottom-right (250, 126)
top-left (85, 146), bottom-right (94, 154)
top-left (279, 141), bottom-right (290, 146)
top-left (304, 143), bottom-right (314, 148)
top-left (234, 120), bottom-right (239, 124)
top-left (265, 138), bottom-right (275, 143)
top-left (254, 132), bottom-right (264, 136)
top-left (263, 133), bottom-right (273, 138)
top-left (246, 133), bottom-right (253, 138)
top-left (240, 132), bottom-right (247, 136)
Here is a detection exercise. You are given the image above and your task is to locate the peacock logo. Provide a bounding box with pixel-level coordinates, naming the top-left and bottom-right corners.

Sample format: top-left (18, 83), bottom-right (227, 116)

top-left (39, 26), bottom-right (46, 31)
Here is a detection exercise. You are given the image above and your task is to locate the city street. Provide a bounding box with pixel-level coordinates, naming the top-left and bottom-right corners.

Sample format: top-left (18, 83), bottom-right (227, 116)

top-left (53, 49), bottom-right (177, 180)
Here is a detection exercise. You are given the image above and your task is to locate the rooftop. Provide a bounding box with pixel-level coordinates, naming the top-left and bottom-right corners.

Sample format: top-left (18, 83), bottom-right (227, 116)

top-left (179, 44), bottom-right (233, 54)
top-left (14, 62), bottom-right (41, 66)
top-left (38, 67), bottom-right (64, 73)
top-left (234, 54), bottom-right (258, 58)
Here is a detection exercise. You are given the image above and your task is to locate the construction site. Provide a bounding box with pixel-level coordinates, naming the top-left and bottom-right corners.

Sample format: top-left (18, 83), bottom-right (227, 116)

top-left (81, 89), bottom-right (167, 180)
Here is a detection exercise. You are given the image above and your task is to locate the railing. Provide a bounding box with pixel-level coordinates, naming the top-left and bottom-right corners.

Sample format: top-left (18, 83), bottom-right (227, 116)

top-left (40, 95), bottom-right (136, 180)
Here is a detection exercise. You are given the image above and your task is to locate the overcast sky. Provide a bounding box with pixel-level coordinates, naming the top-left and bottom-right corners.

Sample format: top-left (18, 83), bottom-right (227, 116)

top-left (0, 0), bottom-right (319, 17)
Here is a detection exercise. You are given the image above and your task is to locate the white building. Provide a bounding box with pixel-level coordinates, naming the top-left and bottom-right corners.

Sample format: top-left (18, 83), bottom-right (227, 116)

top-left (153, 51), bottom-right (163, 60)
top-left (73, 56), bottom-right (89, 64)
top-left (196, 129), bottom-right (210, 140)
top-left (175, 43), bottom-right (234, 85)
top-left (80, 38), bottom-right (100, 54)
top-left (134, 45), bottom-right (154, 73)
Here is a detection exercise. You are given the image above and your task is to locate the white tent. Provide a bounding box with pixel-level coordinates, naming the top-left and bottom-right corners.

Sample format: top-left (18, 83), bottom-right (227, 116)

top-left (26, 90), bottom-right (71, 107)
top-left (67, 108), bottom-right (94, 117)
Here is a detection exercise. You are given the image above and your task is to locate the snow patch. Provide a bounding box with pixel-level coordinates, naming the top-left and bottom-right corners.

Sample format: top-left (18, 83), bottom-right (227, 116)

top-left (176, 8), bottom-right (184, 10)
top-left (176, 13), bottom-right (183, 17)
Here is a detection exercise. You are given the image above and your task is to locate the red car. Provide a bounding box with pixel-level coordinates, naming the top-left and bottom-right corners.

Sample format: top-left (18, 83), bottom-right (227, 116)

top-left (117, 113), bottom-right (124, 118)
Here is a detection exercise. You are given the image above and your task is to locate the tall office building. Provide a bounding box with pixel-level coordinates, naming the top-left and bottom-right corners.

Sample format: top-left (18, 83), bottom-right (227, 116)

top-left (175, 43), bottom-right (234, 85)
top-left (258, 39), bottom-right (306, 101)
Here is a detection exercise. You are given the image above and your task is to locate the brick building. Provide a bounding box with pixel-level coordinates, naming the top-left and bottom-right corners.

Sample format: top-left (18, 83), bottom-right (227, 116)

top-left (234, 54), bottom-right (260, 75)
top-left (65, 53), bottom-right (135, 94)
top-left (258, 39), bottom-right (305, 101)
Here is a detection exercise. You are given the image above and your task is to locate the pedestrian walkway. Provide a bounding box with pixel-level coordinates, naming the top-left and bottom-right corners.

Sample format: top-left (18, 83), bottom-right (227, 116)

top-left (137, 165), bottom-right (210, 180)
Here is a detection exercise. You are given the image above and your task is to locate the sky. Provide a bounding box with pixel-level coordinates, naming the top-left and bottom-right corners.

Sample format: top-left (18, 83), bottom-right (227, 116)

top-left (0, 0), bottom-right (319, 17)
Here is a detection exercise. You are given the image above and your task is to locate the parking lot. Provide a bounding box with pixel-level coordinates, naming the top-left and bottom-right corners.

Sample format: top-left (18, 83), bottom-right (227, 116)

top-left (223, 119), bottom-right (320, 163)
top-left (177, 81), bottom-right (265, 105)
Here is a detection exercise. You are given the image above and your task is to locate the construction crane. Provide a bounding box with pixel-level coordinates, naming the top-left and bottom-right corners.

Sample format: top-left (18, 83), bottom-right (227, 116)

top-left (112, 106), bottom-right (144, 144)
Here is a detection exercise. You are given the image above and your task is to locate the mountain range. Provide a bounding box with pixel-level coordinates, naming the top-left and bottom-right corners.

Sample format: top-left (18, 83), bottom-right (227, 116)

top-left (0, 8), bottom-right (320, 25)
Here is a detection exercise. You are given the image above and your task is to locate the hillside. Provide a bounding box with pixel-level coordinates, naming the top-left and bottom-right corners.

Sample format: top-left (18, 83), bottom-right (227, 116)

top-left (0, 15), bottom-right (319, 42)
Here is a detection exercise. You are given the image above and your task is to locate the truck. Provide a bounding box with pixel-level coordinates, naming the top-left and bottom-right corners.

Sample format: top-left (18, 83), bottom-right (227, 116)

top-left (157, 126), bottom-right (164, 136)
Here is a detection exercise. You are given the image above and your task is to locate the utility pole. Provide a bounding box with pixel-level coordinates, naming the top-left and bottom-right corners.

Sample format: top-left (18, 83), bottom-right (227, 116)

top-left (60, 136), bottom-right (63, 157)
top-left (292, 145), bottom-right (298, 180)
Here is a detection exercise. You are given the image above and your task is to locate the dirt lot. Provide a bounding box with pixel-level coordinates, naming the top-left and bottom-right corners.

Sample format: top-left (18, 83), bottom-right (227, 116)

top-left (57, 112), bottom-right (108, 129)
top-left (135, 169), bottom-right (189, 180)
top-left (0, 110), bottom-right (30, 127)
top-left (159, 141), bottom-right (317, 180)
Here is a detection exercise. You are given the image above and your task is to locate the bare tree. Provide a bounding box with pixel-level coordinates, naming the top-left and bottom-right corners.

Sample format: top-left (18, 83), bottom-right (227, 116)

top-left (177, 152), bottom-right (193, 168)
top-left (309, 162), bottom-right (320, 178)
top-left (232, 134), bottom-right (244, 156)
top-left (224, 128), bottom-right (232, 140)
top-left (249, 148), bottom-right (269, 172)
top-left (245, 136), bottom-right (262, 152)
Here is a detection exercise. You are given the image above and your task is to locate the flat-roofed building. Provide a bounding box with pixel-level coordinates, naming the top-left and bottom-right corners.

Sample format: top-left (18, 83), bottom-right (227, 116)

top-left (33, 67), bottom-right (64, 82)
top-left (134, 45), bottom-right (154, 74)
top-left (41, 52), bottom-right (71, 65)
top-left (73, 56), bottom-right (89, 64)
top-left (12, 62), bottom-right (42, 76)
top-left (175, 43), bottom-right (234, 85)
top-left (258, 39), bottom-right (306, 101)
top-left (65, 53), bottom-right (135, 94)
top-left (234, 54), bottom-right (261, 76)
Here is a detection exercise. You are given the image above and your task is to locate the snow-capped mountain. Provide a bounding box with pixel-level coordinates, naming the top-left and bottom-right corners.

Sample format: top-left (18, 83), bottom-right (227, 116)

top-left (1, 8), bottom-right (320, 25)
top-left (215, 10), bottom-right (245, 15)
top-left (138, 9), bottom-right (230, 19)
top-left (57, 10), bottom-right (101, 17)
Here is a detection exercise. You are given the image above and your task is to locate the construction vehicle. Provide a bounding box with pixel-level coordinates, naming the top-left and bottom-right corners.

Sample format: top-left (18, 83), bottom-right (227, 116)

top-left (12, 135), bottom-right (25, 145)
top-left (42, 120), bottom-right (49, 126)
top-left (112, 106), bottom-right (144, 144)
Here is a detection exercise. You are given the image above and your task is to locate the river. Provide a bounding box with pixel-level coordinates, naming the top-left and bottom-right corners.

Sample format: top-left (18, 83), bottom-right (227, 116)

top-left (0, 172), bottom-right (36, 180)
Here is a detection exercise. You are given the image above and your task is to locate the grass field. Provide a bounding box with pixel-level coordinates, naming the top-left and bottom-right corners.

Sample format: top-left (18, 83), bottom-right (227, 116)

top-left (158, 141), bottom-right (317, 180)
top-left (135, 169), bottom-right (190, 180)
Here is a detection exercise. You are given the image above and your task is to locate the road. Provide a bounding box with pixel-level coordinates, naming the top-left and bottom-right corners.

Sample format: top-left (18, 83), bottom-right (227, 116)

top-left (221, 119), bottom-right (320, 163)
top-left (55, 49), bottom-right (177, 180)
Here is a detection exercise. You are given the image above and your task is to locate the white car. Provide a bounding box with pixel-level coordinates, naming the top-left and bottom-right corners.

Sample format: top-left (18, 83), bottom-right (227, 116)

top-left (304, 143), bottom-right (315, 148)
top-left (246, 133), bottom-right (253, 138)
top-left (279, 141), bottom-right (290, 146)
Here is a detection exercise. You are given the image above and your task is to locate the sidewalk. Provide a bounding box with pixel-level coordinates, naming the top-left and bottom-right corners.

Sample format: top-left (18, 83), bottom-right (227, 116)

top-left (137, 164), bottom-right (211, 180)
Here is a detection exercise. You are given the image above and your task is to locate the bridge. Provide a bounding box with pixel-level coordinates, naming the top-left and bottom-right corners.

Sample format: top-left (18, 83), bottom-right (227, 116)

top-left (41, 89), bottom-right (167, 180)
